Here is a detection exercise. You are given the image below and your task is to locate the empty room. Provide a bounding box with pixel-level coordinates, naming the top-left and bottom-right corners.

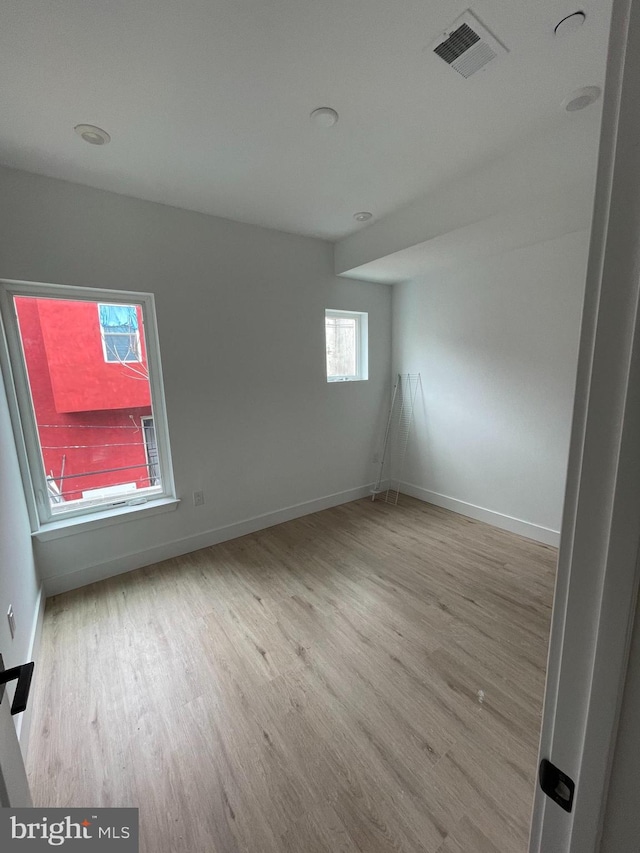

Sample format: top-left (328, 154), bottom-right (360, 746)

top-left (3, 0), bottom-right (639, 851)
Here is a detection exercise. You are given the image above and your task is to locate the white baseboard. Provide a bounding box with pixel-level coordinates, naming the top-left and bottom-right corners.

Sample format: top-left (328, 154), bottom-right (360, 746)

top-left (44, 484), bottom-right (376, 596)
top-left (399, 481), bottom-right (561, 547)
top-left (16, 584), bottom-right (45, 757)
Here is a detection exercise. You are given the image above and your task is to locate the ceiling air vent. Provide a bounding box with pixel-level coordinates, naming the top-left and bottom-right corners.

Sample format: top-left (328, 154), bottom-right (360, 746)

top-left (432, 11), bottom-right (508, 78)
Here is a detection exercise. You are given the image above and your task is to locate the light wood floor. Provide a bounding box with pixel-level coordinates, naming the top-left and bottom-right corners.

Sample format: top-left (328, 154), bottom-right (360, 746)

top-left (26, 496), bottom-right (557, 853)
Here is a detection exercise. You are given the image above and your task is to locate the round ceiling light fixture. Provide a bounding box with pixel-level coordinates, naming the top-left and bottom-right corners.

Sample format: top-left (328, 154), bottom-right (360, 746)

top-left (74, 124), bottom-right (111, 145)
top-left (353, 212), bottom-right (372, 222)
top-left (310, 107), bottom-right (339, 128)
top-left (561, 85), bottom-right (602, 112)
top-left (554, 11), bottom-right (586, 37)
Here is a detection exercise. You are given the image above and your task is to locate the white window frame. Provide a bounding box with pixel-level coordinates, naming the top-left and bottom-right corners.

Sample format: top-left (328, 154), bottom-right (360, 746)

top-left (0, 279), bottom-right (177, 535)
top-left (98, 303), bottom-right (142, 364)
top-left (325, 309), bottom-right (369, 382)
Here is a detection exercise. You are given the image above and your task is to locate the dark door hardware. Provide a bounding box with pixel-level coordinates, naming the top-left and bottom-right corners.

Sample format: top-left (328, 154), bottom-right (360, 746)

top-left (539, 758), bottom-right (575, 813)
top-left (0, 653), bottom-right (35, 716)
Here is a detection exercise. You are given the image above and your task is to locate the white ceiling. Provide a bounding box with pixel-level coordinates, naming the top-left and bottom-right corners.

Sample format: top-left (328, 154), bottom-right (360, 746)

top-left (0, 0), bottom-right (612, 241)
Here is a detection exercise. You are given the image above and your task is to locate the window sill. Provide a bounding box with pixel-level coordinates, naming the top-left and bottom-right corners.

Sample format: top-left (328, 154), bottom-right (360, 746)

top-left (327, 377), bottom-right (368, 382)
top-left (32, 497), bottom-right (180, 542)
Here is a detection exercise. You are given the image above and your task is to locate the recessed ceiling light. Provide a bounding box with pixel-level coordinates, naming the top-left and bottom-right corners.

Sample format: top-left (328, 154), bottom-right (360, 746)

top-left (562, 86), bottom-right (602, 112)
top-left (310, 107), bottom-right (339, 128)
top-left (353, 212), bottom-right (372, 222)
top-left (74, 124), bottom-right (111, 145)
top-left (554, 11), bottom-right (586, 37)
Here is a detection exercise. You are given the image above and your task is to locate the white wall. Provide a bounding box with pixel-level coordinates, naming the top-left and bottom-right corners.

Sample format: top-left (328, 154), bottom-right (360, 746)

top-left (0, 166), bottom-right (391, 594)
top-left (0, 368), bottom-right (42, 747)
top-left (392, 229), bottom-right (590, 543)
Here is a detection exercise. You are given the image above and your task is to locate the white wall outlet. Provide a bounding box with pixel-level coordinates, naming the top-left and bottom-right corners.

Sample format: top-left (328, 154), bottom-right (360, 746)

top-left (7, 605), bottom-right (16, 639)
top-left (193, 490), bottom-right (205, 507)
top-left (372, 452), bottom-right (381, 464)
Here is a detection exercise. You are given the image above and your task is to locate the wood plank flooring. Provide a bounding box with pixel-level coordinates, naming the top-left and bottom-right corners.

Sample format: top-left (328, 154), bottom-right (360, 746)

top-left (26, 496), bottom-right (557, 853)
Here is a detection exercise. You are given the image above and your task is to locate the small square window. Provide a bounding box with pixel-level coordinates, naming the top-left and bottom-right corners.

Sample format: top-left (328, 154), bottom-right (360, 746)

top-left (325, 309), bottom-right (368, 382)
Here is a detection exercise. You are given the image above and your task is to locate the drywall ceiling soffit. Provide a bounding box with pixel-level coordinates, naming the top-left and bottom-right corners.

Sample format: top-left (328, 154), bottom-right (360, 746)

top-left (338, 187), bottom-right (594, 284)
top-left (334, 108), bottom-right (603, 282)
top-left (0, 0), bottom-right (613, 241)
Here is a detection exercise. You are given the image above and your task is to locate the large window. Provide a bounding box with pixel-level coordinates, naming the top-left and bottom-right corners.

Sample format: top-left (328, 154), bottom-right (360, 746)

top-left (0, 280), bottom-right (175, 528)
top-left (325, 309), bottom-right (368, 382)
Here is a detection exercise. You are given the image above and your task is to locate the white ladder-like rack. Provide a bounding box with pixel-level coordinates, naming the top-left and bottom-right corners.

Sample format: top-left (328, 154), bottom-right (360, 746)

top-left (371, 373), bottom-right (420, 505)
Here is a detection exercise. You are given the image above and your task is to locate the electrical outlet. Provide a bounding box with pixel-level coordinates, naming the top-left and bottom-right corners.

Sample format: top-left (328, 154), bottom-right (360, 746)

top-left (373, 453), bottom-right (380, 464)
top-left (7, 605), bottom-right (16, 640)
top-left (193, 490), bottom-right (205, 507)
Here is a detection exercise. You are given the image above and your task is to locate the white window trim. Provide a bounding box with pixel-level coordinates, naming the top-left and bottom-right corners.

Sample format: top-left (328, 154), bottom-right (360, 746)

top-left (325, 309), bottom-right (369, 382)
top-left (32, 496), bottom-right (179, 542)
top-left (0, 279), bottom-right (177, 535)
